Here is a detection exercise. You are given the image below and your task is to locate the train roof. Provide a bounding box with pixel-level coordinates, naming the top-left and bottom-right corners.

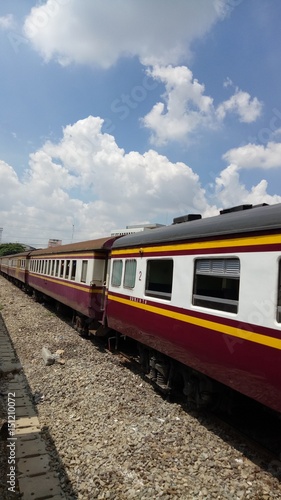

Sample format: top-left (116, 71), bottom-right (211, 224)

top-left (30, 236), bottom-right (118, 256)
top-left (0, 251), bottom-right (31, 259)
top-left (112, 202), bottom-right (281, 249)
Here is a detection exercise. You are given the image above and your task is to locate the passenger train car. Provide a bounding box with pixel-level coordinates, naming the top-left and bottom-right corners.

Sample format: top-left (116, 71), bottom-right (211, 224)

top-left (1, 202), bottom-right (281, 414)
top-left (0, 238), bottom-right (118, 332)
top-left (27, 237), bottom-right (118, 329)
top-left (0, 251), bottom-right (31, 286)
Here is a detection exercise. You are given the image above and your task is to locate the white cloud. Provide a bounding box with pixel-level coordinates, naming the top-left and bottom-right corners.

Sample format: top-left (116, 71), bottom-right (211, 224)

top-left (272, 127), bottom-right (281, 138)
top-left (0, 161), bottom-right (21, 210)
top-left (223, 141), bottom-right (281, 169)
top-left (216, 89), bottom-right (262, 123)
top-left (0, 116), bottom-right (208, 246)
top-left (142, 65), bottom-right (215, 146)
top-left (212, 140), bottom-right (281, 210)
top-left (142, 66), bottom-right (262, 145)
top-left (23, 0), bottom-right (226, 68)
top-left (1, 117), bottom-right (280, 246)
top-left (0, 14), bottom-right (15, 30)
top-left (223, 77), bottom-right (233, 88)
top-left (214, 163), bottom-right (281, 208)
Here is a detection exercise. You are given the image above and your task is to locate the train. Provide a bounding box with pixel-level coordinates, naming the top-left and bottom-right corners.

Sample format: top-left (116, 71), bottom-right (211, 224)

top-left (1, 202), bottom-right (281, 414)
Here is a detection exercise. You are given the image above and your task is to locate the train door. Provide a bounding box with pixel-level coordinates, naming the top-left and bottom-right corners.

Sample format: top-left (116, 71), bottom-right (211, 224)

top-left (90, 253), bottom-right (107, 317)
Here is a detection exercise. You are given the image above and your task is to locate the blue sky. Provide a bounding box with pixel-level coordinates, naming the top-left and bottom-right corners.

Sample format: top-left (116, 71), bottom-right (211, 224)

top-left (1, 0), bottom-right (281, 247)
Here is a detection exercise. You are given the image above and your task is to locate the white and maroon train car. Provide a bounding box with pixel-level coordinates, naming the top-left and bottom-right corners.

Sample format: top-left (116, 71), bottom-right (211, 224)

top-left (27, 237), bottom-right (117, 332)
top-left (106, 203), bottom-right (281, 413)
top-left (0, 251), bottom-right (31, 287)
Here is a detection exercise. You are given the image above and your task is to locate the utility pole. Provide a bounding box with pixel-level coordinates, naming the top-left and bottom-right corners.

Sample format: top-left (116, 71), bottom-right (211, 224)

top-left (0, 228), bottom-right (3, 244)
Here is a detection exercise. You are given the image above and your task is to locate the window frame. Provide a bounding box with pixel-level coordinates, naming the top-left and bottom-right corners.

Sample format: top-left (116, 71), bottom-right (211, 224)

top-left (70, 260), bottom-right (77, 281)
top-left (193, 257), bottom-right (240, 314)
top-left (80, 260), bottom-right (88, 283)
top-left (111, 259), bottom-right (123, 287)
top-left (123, 259), bottom-right (137, 289)
top-left (65, 260), bottom-right (70, 280)
top-left (145, 258), bottom-right (174, 300)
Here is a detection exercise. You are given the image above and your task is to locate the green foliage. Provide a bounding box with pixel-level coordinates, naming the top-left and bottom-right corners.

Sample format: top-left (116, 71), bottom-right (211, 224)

top-left (0, 243), bottom-right (26, 256)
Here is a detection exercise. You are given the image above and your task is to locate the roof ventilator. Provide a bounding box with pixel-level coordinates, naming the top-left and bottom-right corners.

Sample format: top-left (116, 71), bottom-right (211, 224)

top-left (220, 203), bottom-right (268, 215)
top-left (173, 214), bottom-right (202, 224)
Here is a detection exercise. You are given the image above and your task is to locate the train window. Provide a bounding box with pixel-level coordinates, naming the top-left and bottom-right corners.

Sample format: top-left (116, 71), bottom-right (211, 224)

top-left (70, 260), bottom-right (77, 280)
top-left (51, 260), bottom-right (55, 276)
top-left (44, 260), bottom-right (48, 274)
top-left (81, 260), bottom-right (88, 283)
top-left (277, 262), bottom-right (281, 323)
top-left (65, 260), bottom-right (70, 279)
top-left (48, 260), bottom-right (51, 275)
top-left (111, 260), bottom-right (123, 287)
top-left (193, 258), bottom-right (240, 313)
top-left (123, 259), bottom-right (137, 288)
top-left (55, 260), bottom-right (59, 277)
top-left (145, 259), bottom-right (173, 300)
top-left (60, 260), bottom-right (65, 278)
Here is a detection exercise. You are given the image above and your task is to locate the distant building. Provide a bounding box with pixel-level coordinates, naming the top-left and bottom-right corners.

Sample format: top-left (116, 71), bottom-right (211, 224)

top-left (48, 239), bottom-right (62, 248)
top-left (111, 223), bottom-right (164, 237)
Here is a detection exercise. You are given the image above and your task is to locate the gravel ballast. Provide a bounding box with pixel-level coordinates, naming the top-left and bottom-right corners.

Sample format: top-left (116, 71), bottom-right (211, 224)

top-left (0, 275), bottom-right (281, 499)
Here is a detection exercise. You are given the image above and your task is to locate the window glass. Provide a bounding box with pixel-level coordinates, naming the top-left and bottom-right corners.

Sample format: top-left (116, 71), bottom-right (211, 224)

top-left (51, 260), bottom-right (55, 276)
top-left (71, 260), bottom-right (77, 280)
top-left (123, 259), bottom-right (137, 288)
top-left (81, 260), bottom-right (88, 283)
top-left (55, 260), bottom-right (59, 277)
top-left (65, 260), bottom-right (70, 279)
top-left (277, 261), bottom-right (281, 323)
top-left (145, 259), bottom-right (173, 300)
top-left (193, 258), bottom-right (240, 313)
top-left (111, 260), bottom-right (123, 287)
top-left (60, 260), bottom-right (65, 278)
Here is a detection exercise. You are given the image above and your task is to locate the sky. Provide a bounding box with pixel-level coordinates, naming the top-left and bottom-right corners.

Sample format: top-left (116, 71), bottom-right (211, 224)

top-left (1, 0), bottom-right (281, 247)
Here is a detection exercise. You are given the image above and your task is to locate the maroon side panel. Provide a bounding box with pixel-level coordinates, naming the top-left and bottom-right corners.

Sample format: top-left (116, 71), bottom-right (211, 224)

top-left (7, 268), bottom-right (26, 284)
top-left (107, 296), bottom-right (281, 413)
top-left (28, 274), bottom-right (104, 319)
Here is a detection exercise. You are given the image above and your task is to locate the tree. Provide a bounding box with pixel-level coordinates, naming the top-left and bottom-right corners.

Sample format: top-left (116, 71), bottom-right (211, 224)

top-left (0, 243), bottom-right (26, 256)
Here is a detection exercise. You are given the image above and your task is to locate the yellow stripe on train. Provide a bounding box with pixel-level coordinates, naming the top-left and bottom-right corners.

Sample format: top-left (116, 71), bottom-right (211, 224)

top-left (28, 272), bottom-right (102, 294)
top-left (111, 233), bottom-right (281, 256)
top-left (108, 294), bottom-right (281, 351)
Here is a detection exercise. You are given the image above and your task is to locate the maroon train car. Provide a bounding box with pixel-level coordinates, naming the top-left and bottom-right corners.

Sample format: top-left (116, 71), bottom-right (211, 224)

top-left (0, 252), bottom-right (31, 287)
top-left (28, 237), bottom-right (117, 332)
